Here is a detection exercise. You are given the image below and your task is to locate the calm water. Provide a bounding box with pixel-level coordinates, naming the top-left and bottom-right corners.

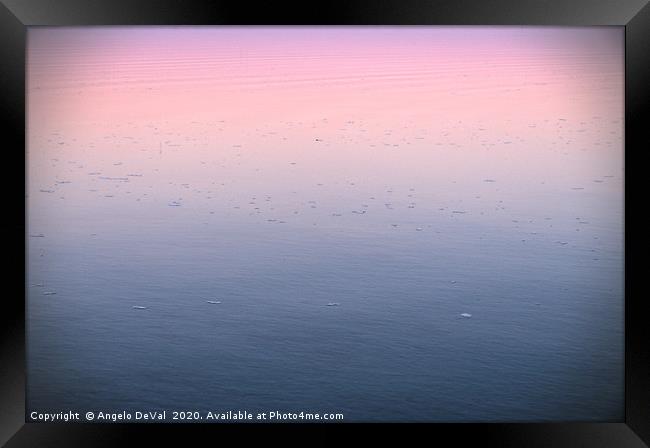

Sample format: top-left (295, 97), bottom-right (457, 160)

top-left (27, 27), bottom-right (624, 422)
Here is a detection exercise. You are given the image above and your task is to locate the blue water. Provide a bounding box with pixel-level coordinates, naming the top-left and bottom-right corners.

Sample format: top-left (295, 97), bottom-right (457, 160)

top-left (26, 27), bottom-right (624, 422)
top-left (27, 171), bottom-right (624, 421)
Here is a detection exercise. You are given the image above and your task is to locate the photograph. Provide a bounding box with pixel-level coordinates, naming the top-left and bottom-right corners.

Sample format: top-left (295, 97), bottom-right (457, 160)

top-left (26, 26), bottom-right (625, 423)
top-left (2, 1), bottom-right (649, 445)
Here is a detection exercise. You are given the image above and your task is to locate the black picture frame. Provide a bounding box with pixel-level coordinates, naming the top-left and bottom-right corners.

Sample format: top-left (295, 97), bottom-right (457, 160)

top-left (1, 1), bottom-right (648, 446)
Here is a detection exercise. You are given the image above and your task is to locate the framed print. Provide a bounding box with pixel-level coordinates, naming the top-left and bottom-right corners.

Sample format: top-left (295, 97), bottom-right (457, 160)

top-left (1, 0), bottom-right (648, 446)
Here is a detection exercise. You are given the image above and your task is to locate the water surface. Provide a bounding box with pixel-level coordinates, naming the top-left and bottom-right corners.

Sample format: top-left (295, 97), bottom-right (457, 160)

top-left (27, 27), bottom-right (624, 422)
